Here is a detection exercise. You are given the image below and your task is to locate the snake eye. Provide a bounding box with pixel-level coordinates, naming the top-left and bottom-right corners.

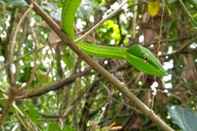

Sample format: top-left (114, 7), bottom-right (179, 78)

top-left (144, 56), bottom-right (148, 63)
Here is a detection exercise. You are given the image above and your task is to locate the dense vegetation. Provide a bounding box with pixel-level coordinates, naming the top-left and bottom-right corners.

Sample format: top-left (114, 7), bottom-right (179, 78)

top-left (0, 0), bottom-right (197, 130)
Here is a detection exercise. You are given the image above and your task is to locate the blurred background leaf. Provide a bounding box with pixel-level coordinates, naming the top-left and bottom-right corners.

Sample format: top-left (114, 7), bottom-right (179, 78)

top-left (168, 105), bottom-right (197, 131)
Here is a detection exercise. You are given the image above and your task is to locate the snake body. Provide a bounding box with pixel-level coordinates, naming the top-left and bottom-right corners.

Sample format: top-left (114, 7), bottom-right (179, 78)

top-left (78, 42), bottom-right (127, 59)
top-left (78, 42), bottom-right (166, 77)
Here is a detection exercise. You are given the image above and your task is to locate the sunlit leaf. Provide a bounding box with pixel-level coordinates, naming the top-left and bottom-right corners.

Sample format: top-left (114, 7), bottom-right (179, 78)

top-left (99, 20), bottom-right (121, 44)
top-left (148, 0), bottom-right (160, 17)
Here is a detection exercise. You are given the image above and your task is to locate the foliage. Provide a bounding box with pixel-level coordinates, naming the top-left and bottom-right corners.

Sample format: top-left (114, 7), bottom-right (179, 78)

top-left (0, 0), bottom-right (196, 130)
top-left (97, 20), bottom-right (121, 44)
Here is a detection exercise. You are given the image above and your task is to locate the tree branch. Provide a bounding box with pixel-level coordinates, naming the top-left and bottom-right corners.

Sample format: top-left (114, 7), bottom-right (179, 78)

top-left (16, 67), bottom-right (91, 99)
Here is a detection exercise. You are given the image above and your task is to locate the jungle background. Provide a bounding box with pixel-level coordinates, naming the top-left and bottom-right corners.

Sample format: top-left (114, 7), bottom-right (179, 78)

top-left (0, 0), bottom-right (197, 131)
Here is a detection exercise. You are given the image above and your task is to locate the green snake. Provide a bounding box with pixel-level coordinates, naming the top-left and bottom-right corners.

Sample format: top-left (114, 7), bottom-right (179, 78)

top-left (62, 0), bottom-right (166, 77)
top-left (78, 42), bottom-right (166, 77)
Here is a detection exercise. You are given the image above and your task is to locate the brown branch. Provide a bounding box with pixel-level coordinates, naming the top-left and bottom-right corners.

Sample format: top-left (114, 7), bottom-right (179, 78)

top-left (24, 1), bottom-right (174, 131)
top-left (0, 8), bottom-right (17, 127)
top-left (4, 8), bottom-right (17, 86)
top-left (0, 86), bottom-right (21, 126)
top-left (16, 67), bottom-right (91, 99)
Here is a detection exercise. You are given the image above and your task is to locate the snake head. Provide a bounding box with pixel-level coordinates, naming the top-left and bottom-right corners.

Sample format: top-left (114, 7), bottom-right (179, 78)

top-left (126, 44), bottom-right (167, 77)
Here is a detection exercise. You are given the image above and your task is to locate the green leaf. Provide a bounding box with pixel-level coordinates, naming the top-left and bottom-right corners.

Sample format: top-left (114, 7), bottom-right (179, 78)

top-left (191, 0), bottom-right (197, 5)
top-left (63, 126), bottom-right (76, 131)
top-left (25, 103), bottom-right (40, 123)
top-left (17, 65), bottom-right (32, 82)
top-left (63, 47), bottom-right (76, 69)
top-left (167, 0), bottom-right (177, 4)
top-left (47, 123), bottom-right (61, 131)
top-left (126, 44), bottom-right (166, 77)
top-left (36, 70), bottom-right (52, 86)
top-left (46, 123), bottom-right (75, 131)
top-left (62, 0), bottom-right (81, 39)
top-left (168, 105), bottom-right (197, 131)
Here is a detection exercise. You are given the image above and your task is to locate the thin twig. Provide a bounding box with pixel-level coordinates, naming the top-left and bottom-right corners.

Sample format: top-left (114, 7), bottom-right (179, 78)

top-left (178, 0), bottom-right (194, 20)
top-left (74, 0), bottom-right (127, 42)
top-left (11, 4), bottom-right (33, 60)
top-left (132, 0), bottom-right (138, 38)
